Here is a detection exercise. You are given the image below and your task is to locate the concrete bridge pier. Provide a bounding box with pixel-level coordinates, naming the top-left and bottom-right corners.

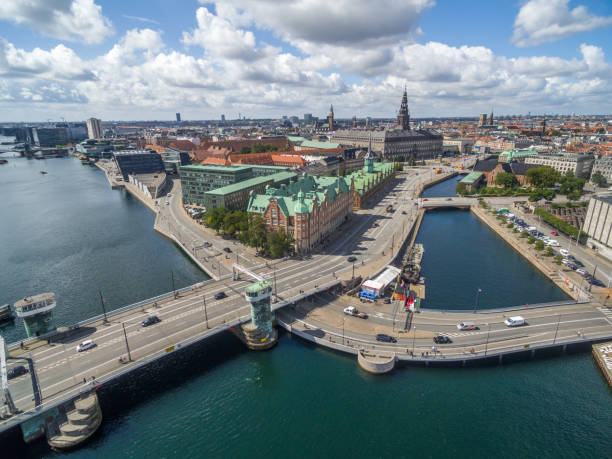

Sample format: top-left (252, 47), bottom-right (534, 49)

top-left (238, 281), bottom-right (278, 350)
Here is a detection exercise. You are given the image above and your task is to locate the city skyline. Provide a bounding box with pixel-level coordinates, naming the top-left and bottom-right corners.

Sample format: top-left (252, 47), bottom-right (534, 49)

top-left (1, 0), bottom-right (612, 122)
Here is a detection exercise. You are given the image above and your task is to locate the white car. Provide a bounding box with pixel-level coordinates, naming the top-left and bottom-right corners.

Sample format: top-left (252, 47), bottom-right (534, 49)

top-left (76, 340), bottom-right (96, 352)
top-left (165, 201), bottom-right (170, 205)
top-left (504, 316), bottom-right (526, 327)
top-left (576, 268), bottom-right (588, 276)
top-left (559, 249), bottom-right (569, 257)
top-left (546, 240), bottom-right (560, 247)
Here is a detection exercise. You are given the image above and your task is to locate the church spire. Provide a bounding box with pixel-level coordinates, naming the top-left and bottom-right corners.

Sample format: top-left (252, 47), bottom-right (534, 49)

top-left (327, 104), bottom-right (334, 131)
top-left (397, 88), bottom-right (410, 130)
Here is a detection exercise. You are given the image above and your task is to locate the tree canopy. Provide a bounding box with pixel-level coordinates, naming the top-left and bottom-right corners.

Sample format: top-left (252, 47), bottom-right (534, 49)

top-left (526, 166), bottom-right (560, 188)
top-left (494, 172), bottom-right (518, 188)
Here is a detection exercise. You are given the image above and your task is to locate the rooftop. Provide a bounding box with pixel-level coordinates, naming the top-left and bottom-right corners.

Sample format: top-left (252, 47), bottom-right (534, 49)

top-left (459, 172), bottom-right (484, 184)
top-left (206, 171), bottom-right (296, 195)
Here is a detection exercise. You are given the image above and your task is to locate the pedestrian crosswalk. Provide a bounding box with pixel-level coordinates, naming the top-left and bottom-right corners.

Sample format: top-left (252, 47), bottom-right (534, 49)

top-left (597, 307), bottom-right (612, 324)
top-left (440, 331), bottom-right (477, 338)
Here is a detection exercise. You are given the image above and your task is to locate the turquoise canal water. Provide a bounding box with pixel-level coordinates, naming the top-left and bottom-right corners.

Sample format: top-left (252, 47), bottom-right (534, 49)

top-left (421, 173), bottom-right (462, 197)
top-left (1, 156), bottom-right (610, 457)
top-left (0, 154), bottom-right (206, 343)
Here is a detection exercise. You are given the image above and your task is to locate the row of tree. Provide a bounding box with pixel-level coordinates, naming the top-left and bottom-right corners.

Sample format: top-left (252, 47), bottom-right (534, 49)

top-left (239, 143), bottom-right (279, 154)
top-left (203, 207), bottom-right (294, 258)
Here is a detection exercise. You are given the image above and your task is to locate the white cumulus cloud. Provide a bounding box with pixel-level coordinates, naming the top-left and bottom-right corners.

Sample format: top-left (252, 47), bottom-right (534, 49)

top-left (512, 0), bottom-right (612, 47)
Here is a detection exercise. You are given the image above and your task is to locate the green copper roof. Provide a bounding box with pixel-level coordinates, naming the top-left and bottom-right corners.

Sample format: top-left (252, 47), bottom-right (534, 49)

top-left (460, 172), bottom-right (484, 184)
top-left (246, 281), bottom-right (272, 295)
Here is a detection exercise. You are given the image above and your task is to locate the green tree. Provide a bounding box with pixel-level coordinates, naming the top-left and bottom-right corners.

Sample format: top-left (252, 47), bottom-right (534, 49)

top-left (528, 235), bottom-right (535, 244)
top-left (545, 246), bottom-right (554, 256)
top-left (520, 230), bottom-right (528, 238)
top-left (526, 166), bottom-right (560, 188)
top-left (513, 227), bottom-right (519, 233)
top-left (591, 171), bottom-right (607, 187)
top-left (534, 239), bottom-right (544, 250)
top-left (456, 182), bottom-right (468, 195)
top-left (240, 146), bottom-right (252, 154)
top-left (506, 223), bottom-right (514, 228)
top-left (494, 172), bottom-right (518, 188)
top-left (554, 254), bottom-right (563, 265)
top-left (266, 228), bottom-right (294, 258)
top-left (206, 207), bottom-right (228, 233)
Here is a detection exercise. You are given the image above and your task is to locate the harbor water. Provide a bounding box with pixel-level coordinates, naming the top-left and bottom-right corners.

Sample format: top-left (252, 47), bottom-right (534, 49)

top-left (1, 155), bottom-right (610, 457)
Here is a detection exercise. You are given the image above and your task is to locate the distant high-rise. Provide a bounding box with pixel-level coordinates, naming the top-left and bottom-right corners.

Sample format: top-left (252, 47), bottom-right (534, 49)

top-left (397, 88), bottom-right (410, 130)
top-left (478, 113), bottom-right (488, 127)
top-left (86, 118), bottom-right (102, 139)
top-left (221, 114), bottom-right (226, 122)
top-left (352, 115), bottom-right (357, 128)
top-left (176, 113), bottom-right (181, 122)
top-left (489, 109), bottom-right (494, 126)
top-left (303, 113), bottom-right (313, 124)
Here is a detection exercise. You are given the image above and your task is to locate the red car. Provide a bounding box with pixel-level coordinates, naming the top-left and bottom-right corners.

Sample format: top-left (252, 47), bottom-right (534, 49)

top-left (551, 231), bottom-right (559, 236)
top-left (423, 198), bottom-right (429, 201)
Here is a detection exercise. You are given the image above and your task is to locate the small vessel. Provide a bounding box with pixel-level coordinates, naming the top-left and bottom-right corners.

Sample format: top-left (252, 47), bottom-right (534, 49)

top-left (0, 158), bottom-right (7, 164)
top-left (40, 170), bottom-right (48, 174)
top-left (0, 303), bottom-right (13, 322)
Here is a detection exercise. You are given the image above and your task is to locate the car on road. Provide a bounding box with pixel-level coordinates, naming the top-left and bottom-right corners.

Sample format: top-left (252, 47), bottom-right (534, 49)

top-left (76, 340), bottom-right (96, 352)
top-left (343, 306), bottom-right (368, 319)
top-left (504, 316), bottom-right (526, 327)
top-left (456, 321), bottom-right (478, 331)
top-left (165, 201), bottom-right (169, 205)
top-left (401, 210), bottom-right (407, 214)
top-left (551, 231), bottom-right (559, 236)
top-left (423, 198), bottom-right (429, 201)
top-left (375, 333), bottom-right (397, 343)
top-left (445, 198), bottom-right (452, 201)
top-left (576, 268), bottom-right (588, 276)
top-left (141, 316), bottom-right (161, 327)
top-left (223, 247), bottom-right (232, 253)
top-left (433, 335), bottom-right (452, 344)
top-left (383, 297), bottom-right (391, 304)
top-left (347, 256), bottom-right (357, 262)
top-left (215, 291), bottom-right (227, 300)
top-left (203, 242), bottom-right (212, 248)
top-left (7, 365), bottom-right (29, 380)
top-left (167, 193), bottom-right (171, 197)
top-left (588, 278), bottom-right (605, 287)
top-left (546, 240), bottom-right (560, 247)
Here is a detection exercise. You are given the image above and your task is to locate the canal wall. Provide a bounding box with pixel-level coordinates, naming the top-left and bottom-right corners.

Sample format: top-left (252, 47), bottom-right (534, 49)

top-left (471, 205), bottom-right (585, 301)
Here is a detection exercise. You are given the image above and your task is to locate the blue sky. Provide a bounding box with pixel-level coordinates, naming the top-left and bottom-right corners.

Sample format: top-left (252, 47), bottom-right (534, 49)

top-left (0, 0), bottom-right (611, 121)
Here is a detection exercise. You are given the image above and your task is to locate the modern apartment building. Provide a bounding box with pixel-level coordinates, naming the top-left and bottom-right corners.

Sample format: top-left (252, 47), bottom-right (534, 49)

top-left (591, 156), bottom-right (612, 184)
top-left (113, 150), bottom-right (165, 179)
top-left (86, 118), bottom-right (103, 139)
top-left (524, 153), bottom-right (594, 178)
top-left (583, 194), bottom-right (612, 261)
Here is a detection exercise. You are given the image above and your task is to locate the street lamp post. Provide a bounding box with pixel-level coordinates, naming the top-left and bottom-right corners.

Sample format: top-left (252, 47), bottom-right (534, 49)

top-left (352, 261), bottom-right (355, 280)
top-left (98, 290), bottom-right (108, 324)
top-left (473, 288), bottom-right (482, 313)
top-left (171, 270), bottom-right (177, 298)
top-left (122, 323), bottom-right (132, 362)
top-left (202, 295), bottom-right (209, 329)
top-left (411, 325), bottom-right (416, 356)
top-left (553, 314), bottom-right (561, 344)
top-left (484, 323), bottom-right (491, 356)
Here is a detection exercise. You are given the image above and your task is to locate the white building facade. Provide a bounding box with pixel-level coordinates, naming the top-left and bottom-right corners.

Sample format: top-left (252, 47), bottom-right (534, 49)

top-left (583, 195), bottom-right (612, 261)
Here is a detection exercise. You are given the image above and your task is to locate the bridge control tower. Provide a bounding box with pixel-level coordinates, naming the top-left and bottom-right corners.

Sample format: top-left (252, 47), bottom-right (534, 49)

top-left (14, 292), bottom-right (57, 338)
top-left (242, 281), bottom-right (277, 350)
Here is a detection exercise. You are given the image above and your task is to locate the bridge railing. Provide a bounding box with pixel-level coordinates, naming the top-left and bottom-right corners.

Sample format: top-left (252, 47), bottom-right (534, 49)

top-left (422, 299), bottom-right (590, 315)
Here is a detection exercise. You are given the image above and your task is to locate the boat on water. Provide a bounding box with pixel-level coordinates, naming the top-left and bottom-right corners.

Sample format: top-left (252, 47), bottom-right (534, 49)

top-left (0, 158), bottom-right (7, 164)
top-left (40, 170), bottom-right (48, 174)
top-left (0, 303), bottom-right (13, 322)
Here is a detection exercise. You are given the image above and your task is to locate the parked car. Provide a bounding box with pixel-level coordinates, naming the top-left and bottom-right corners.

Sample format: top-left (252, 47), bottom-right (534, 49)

top-left (203, 242), bottom-right (212, 248)
top-left (347, 256), bottom-right (357, 262)
top-left (559, 249), bottom-right (570, 257)
top-left (165, 201), bottom-right (169, 205)
top-left (223, 247), bottom-right (232, 253)
top-left (423, 198), bottom-right (429, 201)
top-left (546, 240), bottom-right (560, 247)
top-left (588, 278), bottom-right (605, 287)
top-left (141, 316), bottom-right (161, 327)
top-left (375, 334), bottom-right (397, 343)
top-left (576, 268), bottom-right (588, 276)
top-left (457, 322), bottom-right (478, 331)
top-left (215, 291), bottom-right (227, 300)
top-left (401, 211), bottom-right (407, 214)
top-left (551, 231), bottom-right (559, 236)
top-left (7, 365), bottom-right (29, 380)
top-left (433, 335), bottom-right (452, 344)
top-left (76, 340), bottom-right (96, 352)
